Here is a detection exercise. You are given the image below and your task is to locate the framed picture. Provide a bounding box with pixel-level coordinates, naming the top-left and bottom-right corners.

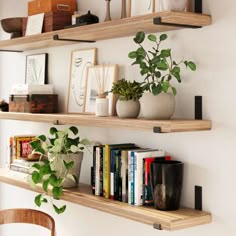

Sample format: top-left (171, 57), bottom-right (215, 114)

top-left (131, 0), bottom-right (157, 16)
top-left (84, 64), bottom-right (118, 115)
top-left (67, 48), bottom-right (97, 113)
top-left (25, 53), bottom-right (48, 85)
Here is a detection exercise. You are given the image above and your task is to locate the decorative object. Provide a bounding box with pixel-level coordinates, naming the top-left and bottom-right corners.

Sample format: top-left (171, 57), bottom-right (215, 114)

top-left (127, 0), bottom-right (132, 17)
top-left (25, 53), bottom-right (48, 85)
top-left (131, 0), bottom-right (157, 16)
top-left (95, 95), bottom-right (109, 116)
top-left (25, 13), bottom-right (44, 36)
top-left (0, 17), bottom-right (25, 38)
top-left (159, 0), bottom-right (187, 11)
top-left (104, 0), bottom-right (112, 21)
top-left (150, 160), bottom-right (184, 211)
top-left (67, 48), bottom-right (97, 113)
top-left (76, 10), bottom-right (99, 25)
top-left (0, 99), bottom-right (9, 112)
top-left (84, 64), bottom-right (118, 115)
top-left (121, 0), bottom-right (127, 19)
top-left (128, 31), bottom-right (196, 119)
top-left (30, 126), bottom-right (89, 214)
top-left (110, 79), bottom-right (143, 118)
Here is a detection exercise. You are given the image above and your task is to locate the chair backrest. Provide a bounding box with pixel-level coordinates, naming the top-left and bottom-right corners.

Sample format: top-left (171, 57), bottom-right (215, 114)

top-left (0, 208), bottom-right (55, 236)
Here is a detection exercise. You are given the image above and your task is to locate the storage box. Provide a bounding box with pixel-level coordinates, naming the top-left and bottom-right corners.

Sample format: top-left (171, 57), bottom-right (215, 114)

top-left (22, 11), bottom-right (72, 35)
top-left (9, 94), bottom-right (58, 113)
top-left (28, 0), bottom-right (77, 15)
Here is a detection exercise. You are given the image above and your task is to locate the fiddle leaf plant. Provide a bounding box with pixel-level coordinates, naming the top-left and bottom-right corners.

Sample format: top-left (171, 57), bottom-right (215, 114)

top-left (30, 126), bottom-right (89, 214)
top-left (128, 31), bottom-right (196, 95)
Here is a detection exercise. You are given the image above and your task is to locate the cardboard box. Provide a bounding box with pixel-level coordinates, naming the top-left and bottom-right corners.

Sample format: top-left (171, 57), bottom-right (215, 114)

top-left (22, 11), bottom-right (72, 35)
top-left (9, 94), bottom-right (58, 113)
top-left (28, 0), bottom-right (77, 15)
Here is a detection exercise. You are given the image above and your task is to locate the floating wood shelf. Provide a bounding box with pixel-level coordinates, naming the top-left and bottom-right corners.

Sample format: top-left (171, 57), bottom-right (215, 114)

top-left (0, 112), bottom-right (211, 133)
top-left (0, 11), bottom-right (211, 51)
top-left (0, 169), bottom-right (211, 231)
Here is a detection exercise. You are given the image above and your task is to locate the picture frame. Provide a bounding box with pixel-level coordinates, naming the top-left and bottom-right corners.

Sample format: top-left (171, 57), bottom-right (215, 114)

top-left (131, 0), bottom-right (157, 16)
top-left (84, 64), bottom-right (118, 115)
top-left (25, 53), bottom-right (48, 85)
top-left (67, 48), bottom-right (97, 113)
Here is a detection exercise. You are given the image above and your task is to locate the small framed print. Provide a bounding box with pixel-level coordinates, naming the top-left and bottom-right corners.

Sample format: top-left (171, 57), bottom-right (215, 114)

top-left (25, 13), bottom-right (44, 36)
top-left (84, 64), bottom-right (118, 115)
top-left (67, 48), bottom-right (97, 113)
top-left (25, 53), bottom-right (48, 85)
top-left (131, 0), bottom-right (157, 16)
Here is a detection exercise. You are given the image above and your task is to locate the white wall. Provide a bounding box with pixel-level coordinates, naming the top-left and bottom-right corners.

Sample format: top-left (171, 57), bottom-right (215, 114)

top-left (1, 0), bottom-right (236, 235)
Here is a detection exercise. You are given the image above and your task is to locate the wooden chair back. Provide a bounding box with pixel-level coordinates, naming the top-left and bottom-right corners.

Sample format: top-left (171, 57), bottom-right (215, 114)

top-left (0, 208), bottom-right (55, 236)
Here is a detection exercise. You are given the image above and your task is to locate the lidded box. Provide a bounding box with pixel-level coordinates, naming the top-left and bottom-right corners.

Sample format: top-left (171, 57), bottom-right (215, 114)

top-left (9, 94), bottom-right (58, 113)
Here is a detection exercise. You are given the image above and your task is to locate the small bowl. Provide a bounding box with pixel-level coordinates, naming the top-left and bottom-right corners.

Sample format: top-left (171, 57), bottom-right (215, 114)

top-left (1, 17), bottom-right (24, 38)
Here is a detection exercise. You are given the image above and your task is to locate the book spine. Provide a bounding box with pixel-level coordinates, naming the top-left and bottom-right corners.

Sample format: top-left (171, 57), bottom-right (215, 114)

top-left (95, 146), bottom-right (100, 196)
top-left (103, 145), bottom-right (110, 198)
top-left (128, 151), bottom-right (135, 205)
top-left (92, 146), bottom-right (96, 194)
top-left (121, 150), bottom-right (128, 203)
top-left (114, 150), bottom-right (122, 201)
top-left (99, 147), bottom-right (103, 196)
top-left (10, 164), bottom-right (30, 174)
top-left (110, 150), bottom-right (115, 200)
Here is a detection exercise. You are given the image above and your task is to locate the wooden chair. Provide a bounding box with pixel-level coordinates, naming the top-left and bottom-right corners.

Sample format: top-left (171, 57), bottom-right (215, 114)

top-left (0, 208), bottom-right (55, 236)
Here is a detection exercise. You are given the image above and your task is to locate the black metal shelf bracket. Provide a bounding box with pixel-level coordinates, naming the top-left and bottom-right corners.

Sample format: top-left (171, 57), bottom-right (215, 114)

top-left (195, 185), bottom-right (202, 210)
top-left (153, 223), bottom-right (162, 230)
top-left (53, 120), bottom-right (60, 125)
top-left (153, 127), bottom-right (162, 133)
top-left (0, 49), bottom-right (23, 53)
top-left (53, 34), bottom-right (96, 43)
top-left (153, 17), bottom-right (202, 29)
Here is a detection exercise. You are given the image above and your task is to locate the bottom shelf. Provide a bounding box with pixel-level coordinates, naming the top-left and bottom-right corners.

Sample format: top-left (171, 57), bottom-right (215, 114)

top-left (0, 169), bottom-right (211, 231)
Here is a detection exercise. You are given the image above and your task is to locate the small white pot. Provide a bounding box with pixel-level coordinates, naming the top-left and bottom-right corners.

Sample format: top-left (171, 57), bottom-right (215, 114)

top-left (48, 152), bottom-right (83, 188)
top-left (116, 99), bottom-right (140, 118)
top-left (160, 0), bottom-right (187, 11)
top-left (139, 92), bottom-right (175, 120)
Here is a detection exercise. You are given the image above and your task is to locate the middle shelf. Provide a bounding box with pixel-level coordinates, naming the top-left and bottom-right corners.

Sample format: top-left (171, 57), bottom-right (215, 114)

top-left (0, 112), bottom-right (211, 133)
top-left (0, 169), bottom-right (211, 231)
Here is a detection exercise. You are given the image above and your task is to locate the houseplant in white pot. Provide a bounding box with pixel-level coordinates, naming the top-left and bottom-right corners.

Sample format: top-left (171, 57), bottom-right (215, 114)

top-left (30, 126), bottom-right (89, 214)
top-left (128, 31), bottom-right (196, 119)
top-left (111, 79), bottom-right (143, 118)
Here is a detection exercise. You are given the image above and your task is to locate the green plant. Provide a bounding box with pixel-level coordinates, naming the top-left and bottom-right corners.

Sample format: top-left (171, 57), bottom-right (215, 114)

top-left (30, 126), bottom-right (89, 214)
top-left (110, 79), bottom-right (143, 101)
top-left (128, 31), bottom-right (196, 95)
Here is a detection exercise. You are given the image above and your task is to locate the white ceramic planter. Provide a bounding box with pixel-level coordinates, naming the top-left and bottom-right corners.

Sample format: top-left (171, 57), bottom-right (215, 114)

top-left (116, 99), bottom-right (140, 118)
top-left (160, 0), bottom-right (187, 11)
top-left (48, 152), bottom-right (83, 188)
top-left (139, 92), bottom-right (175, 120)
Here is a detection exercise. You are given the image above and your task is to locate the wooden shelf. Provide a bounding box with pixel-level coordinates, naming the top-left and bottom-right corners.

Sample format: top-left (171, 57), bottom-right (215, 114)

top-left (0, 112), bottom-right (211, 133)
top-left (0, 11), bottom-right (211, 51)
top-left (0, 169), bottom-right (211, 231)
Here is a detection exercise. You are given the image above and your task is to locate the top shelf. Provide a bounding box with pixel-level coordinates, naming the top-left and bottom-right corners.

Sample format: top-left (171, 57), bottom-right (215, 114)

top-left (0, 11), bottom-right (211, 52)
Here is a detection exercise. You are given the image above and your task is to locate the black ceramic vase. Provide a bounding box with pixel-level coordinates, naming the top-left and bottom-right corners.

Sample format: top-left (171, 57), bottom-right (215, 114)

top-left (150, 160), bottom-right (183, 211)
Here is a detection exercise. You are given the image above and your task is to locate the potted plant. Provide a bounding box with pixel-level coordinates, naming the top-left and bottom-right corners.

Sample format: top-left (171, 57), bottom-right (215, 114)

top-left (128, 31), bottom-right (196, 119)
top-left (0, 99), bottom-right (9, 112)
top-left (111, 79), bottom-right (143, 118)
top-left (30, 126), bottom-right (89, 214)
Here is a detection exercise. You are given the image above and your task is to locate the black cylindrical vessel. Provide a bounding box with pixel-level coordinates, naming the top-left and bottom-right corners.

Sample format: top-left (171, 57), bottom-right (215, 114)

top-left (150, 160), bottom-right (184, 211)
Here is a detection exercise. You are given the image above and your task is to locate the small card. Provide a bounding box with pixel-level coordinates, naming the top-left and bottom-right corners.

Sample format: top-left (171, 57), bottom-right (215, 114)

top-left (25, 13), bottom-right (44, 36)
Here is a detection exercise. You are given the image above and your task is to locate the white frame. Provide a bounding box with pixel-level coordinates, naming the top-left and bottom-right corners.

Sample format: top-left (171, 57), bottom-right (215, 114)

top-left (67, 48), bottom-right (97, 113)
top-left (84, 64), bottom-right (118, 115)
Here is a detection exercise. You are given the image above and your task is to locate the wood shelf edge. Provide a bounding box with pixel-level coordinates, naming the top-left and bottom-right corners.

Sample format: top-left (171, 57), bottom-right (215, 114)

top-left (0, 169), bottom-right (211, 230)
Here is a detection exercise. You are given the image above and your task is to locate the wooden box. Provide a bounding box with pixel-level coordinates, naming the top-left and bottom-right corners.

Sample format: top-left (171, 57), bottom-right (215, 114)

top-left (9, 94), bottom-right (58, 113)
top-left (28, 0), bottom-right (77, 15)
top-left (22, 11), bottom-right (72, 35)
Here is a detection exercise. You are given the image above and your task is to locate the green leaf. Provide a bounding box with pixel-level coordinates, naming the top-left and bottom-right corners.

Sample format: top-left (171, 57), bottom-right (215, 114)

top-left (63, 160), bottom-right (74, 170)
top-left (171, 87), bottom-right (177, 96)
top-left (148, 34), bottom-right (157, 42)
top-left (161, 49), bottom-right (171, 58)
top-left (49, 127), bottom-right (58, 135)
top-left (134, 31), bottom-right (145, 44)
top-left (32, 163), bottom-right (41, 170)
top-left (155, 71), bottom-right (161, 78)
top-left (139, 62), bottom-right (147, 69)
top-left (37, 135), bottom-right (47, 142)
top-left (39, 164), bottom-right (52, 176)
top-left (173, 72), bottom-right (181, 82)
top-left (69, 126), bottom-right (78, 135)
top-left (49, 174), bottom-right (63, 187)
top-left (152, 84), bottom-right (162, 95)
top-left (128, 51), bottom-right (138, 59)
top-left (172, 66), bottom-right (180, 74)
top-left (160, 34), bottom-right (167, 41)
top-left (187, 61), bottom-right (197, 71)
top-left (32, 171), bottom-right (41, 184)
top-left (35, 194), bottom-right (42, 207)
top-left (136, 47), bottom-right (145, 56)
top-left (157, 60), bottom-right (168, 70)
top-left (140, 68), bottom-right (149, 75)
top-left (43, 179), bottom-right (50, 192)
top-left (52, 186), bottom-right (63, 199)
top-left (53, 204), bottom-right (66, 214)
top-left (72, 175), bottom-right (78, 184)
top-left (161, 81), bottom-right (170, 93)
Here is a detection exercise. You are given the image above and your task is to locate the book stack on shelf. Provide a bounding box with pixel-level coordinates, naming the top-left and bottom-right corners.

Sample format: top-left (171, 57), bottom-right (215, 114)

top-left (8, 135), bottom-right (37, 176)
top-left (91, 143), bottom-right (171, 206)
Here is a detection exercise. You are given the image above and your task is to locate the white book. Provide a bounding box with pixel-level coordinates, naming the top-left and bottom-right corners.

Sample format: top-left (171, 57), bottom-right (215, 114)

top-left (134, 149), bottom-right (165, 206)
top-left (11, 84), bottom-right (54, 95)
top-left (95, 146), bottom-right (100, 196)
